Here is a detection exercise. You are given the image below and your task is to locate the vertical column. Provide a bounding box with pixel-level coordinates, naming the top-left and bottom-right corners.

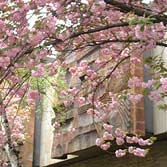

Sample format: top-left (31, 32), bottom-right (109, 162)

top-left (20, 110), bottom-right (35, 167)
top-left (130, 56), bottom-right (145, 135)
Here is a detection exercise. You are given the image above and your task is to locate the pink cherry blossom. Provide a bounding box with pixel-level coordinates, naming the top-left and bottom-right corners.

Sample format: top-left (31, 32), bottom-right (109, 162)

top-left (128, 146), bottom-right (135, 154)
top-left (100, 143), bottom-right (110, 150)
top-left (95, 59), bottom-right (106, 67)
top-left (138, 138), bottom-right (152, 146)
top-left (103, 123), bottom-right (113, 131)
top-left (87, 108), bottom-right (94, 115)
top-left (116, 137), bottom-right (125, 145)
top-left (100, 114), bottom-right (108, 121)
top-left (63, 101), bottom-right (72, 107)
top-left (103, 131), bottom-right (114, 141)
top-left (94, 110), bottom-right (100, 117)
top-left (2, 162), bottom-right (8, 167)
top-left (128, 77), bottom-right (142, 88)
top-left (0, 57), bottom-right (10, 69)
top-left (101, 48), bottom-right (110, 55)
top-left (129, 94), bottom-right (143, 104)
top-left (53, 122), bottom-right (61, 129)
top-left (32, 65), bottom-right (45, 77)
top-left (60, 90), bottom-right (68, 96)
top-left (160, 78), bottom-right (167, 91)
top-left (69, 67), bottom-right (78, 76)
top-left (76, 97), bottom-right (85, 105)
top-left (96, 138), bottom-right (104, 146)
top-left (133, 148), bottom-right (147, 157)
top-left (130, 57), bottom-right (141, 64)
top-left (126, 136), bottom-right (134, 144)
top-left (68, 87), bottom-right (79, 95)
top-left (115, 149), bottom-right (126, 158)
top-left (29, 31), bottom-right (46, 46)
top-left (115, 128), bottom-right (126, 138)
top-left (80, 60), bottom-right (88, 68)
top-left (142, 79), bottom-right (155, 88)
top-left (27, 90), bottom-right (39, 100)
top-left (132, 136), bottom-right (139, 143)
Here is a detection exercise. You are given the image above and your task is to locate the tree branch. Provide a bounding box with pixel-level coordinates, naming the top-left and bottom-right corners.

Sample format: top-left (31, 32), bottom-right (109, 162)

top-left (104, 0), bottom-right (167, 25)
top-left (70, 22), bottom-right (129, 38)
top-left (85, 39), bottom-right (167, 48)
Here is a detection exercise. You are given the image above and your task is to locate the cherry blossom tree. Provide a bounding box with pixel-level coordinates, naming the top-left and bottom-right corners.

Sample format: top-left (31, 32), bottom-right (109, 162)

top-left (0, 0), bottom-right (167, 166)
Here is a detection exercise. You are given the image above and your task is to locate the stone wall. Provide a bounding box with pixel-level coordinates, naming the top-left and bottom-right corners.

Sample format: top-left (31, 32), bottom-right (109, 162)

top-left (51, 47), bottom-right (133, 158)
top-left (51, 47), bottom-right (146, 159)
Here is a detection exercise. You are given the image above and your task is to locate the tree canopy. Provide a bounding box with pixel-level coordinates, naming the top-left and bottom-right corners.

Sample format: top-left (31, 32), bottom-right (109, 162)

top-left (0, 0), bottom-right (167, 166)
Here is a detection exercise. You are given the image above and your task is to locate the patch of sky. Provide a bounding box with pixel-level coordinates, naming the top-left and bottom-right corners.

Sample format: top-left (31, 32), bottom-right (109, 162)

top-left (142, 0), bottom-right (153, 4)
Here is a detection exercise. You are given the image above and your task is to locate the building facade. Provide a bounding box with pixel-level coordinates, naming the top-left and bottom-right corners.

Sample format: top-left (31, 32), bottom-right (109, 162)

top-left (31, 46), bottom-right (167, 167)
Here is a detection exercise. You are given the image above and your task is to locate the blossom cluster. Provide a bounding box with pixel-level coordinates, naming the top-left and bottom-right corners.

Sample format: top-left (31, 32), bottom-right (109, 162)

top-left (96, 124), bottom-right (153, 158)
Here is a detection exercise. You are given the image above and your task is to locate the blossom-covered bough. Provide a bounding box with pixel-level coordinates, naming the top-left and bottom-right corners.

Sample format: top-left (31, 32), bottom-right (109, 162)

top-left (0, 0), bottom-right (167, 166)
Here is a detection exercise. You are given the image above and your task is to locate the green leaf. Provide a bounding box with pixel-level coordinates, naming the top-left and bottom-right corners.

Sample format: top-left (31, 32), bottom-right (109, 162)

top-left (154, 81), bottom-right (161, 89)
top-left (158, 103), bottom-right (167, 110)
top-left (140, 25), bottom-right (145, 32)
top-left (143, 89), bottom-right (149, 96)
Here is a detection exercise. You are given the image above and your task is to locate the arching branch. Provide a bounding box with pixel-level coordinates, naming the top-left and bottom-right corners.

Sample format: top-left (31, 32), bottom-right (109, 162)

top-left (104, 0), bottom-right (167, 25)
